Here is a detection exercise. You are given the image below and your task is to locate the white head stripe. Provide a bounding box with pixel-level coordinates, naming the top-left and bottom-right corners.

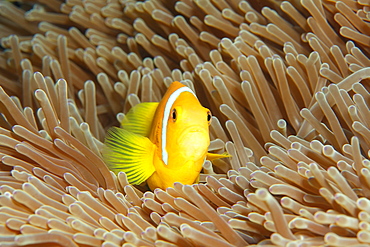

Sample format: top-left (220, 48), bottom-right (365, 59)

top-left (161, 86), bottom-right (196, 165)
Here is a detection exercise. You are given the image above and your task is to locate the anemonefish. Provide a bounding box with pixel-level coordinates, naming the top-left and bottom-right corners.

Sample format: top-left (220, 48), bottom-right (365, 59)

top-left (103, 81), bottom-right (227, 190)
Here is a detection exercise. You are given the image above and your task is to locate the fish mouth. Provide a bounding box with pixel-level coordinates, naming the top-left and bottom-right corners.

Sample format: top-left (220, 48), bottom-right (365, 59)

top-left (183, 126), bottom-right (208, 133)
top-left (178, 127), bottom-right (208, 140)
top-left (177, 127), bottom-right (209, 157)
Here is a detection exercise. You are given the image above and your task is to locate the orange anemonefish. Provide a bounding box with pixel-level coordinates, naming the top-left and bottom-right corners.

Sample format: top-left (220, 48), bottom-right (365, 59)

top-left (103, 81), bottom-right (228, 190)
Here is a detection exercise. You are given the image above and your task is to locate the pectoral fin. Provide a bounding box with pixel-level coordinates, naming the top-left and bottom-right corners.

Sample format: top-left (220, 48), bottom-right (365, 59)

top-left (206, 152), bottom-right (231, 161)
top-left (121, 102), bottom-right (159, 137)
top-left (103, 127), bottom-right (156, 185)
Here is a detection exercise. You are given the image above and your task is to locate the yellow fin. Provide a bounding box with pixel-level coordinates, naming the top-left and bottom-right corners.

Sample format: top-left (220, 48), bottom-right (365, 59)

top-left (206, 152), bottom-right (231, 161)
top-left (103, 127), bottom-right (156, 185)
top-left (121, 102), bottom-right (159, 137)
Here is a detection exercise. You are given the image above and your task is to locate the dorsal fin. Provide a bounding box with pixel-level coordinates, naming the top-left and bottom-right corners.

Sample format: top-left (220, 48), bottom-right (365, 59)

top-left (121, 102), bottom-right (159, 137)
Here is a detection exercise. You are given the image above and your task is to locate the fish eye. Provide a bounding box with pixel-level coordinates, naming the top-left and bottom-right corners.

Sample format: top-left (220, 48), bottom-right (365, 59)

top-left (207, 111), bottom-right (212, 124)
top-left (172, 108), bottom-right (177, 122)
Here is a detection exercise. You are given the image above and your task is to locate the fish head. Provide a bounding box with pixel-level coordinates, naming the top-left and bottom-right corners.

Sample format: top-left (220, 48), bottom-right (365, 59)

top-left (165, 90), bottom-right (211, 168)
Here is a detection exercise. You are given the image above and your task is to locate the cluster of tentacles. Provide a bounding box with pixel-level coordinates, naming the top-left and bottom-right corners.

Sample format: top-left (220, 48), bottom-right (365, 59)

top-left (1, 0), bottom-right (370, 246)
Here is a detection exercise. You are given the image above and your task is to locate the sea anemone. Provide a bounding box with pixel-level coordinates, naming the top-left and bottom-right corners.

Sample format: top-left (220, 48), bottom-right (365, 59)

top-left (1, 0), bottom-right (370, 246)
